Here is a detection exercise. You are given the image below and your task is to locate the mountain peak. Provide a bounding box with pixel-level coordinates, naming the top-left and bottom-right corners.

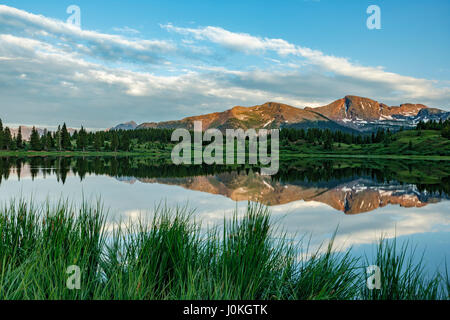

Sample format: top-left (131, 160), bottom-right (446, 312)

top-left (111, 121), bottom-right (138, 131)
top-left (309, 95), bottom-right (428, 122)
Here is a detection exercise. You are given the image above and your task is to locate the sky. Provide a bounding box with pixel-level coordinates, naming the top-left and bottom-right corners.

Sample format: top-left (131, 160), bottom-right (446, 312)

top-left (0, 0), bottom-right (449, 129)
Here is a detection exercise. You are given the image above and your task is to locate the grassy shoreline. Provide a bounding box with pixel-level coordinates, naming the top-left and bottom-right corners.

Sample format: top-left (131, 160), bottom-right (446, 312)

top-left (1, 150), bottom-right (450, 161)
top-left (280, 153), bottom-right (450, 161)
top-left (0, 200), bottom-right (448, 300)
top-left (0, 150), bottom-right (162, 157)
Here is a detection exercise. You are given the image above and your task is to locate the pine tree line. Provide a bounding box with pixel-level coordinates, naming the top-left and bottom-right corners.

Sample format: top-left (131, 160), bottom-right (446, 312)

top-left (416, 119), bottom-right (450, 139)
top-left (0, 117), bottom-right (449, 152)
top-left (280, 127), bottom-right (395, 147)
top-left (0, 119), bottom-right (16, 151)
top-left (0, 119), bottom-right (136, 152)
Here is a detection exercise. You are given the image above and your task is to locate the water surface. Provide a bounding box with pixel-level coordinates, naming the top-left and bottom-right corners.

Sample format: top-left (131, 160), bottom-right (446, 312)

top-left (1, 156), bottom-right (449, 272)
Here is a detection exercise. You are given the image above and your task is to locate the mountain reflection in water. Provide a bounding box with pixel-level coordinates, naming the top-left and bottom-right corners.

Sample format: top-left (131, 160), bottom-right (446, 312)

top-left (1, 156), bottom-right (449, 215)
top-left (120, 174), bottom-right (447, 214)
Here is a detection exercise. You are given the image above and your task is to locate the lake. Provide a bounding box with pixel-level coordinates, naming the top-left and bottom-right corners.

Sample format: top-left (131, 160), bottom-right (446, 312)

top-left (1, 156), bottom-right (449, 274)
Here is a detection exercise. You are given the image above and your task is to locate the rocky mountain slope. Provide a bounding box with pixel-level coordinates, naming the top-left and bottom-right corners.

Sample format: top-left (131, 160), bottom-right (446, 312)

top-left (112, 96), bottom-right (449, 133)
top-left (305, 96), bottom-right (427, 121)
top-left (134, 102), bottom-right (348, 132)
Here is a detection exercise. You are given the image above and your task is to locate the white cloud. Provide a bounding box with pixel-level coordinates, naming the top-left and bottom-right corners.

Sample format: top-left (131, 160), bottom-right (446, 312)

top-left (112, 26), bottom-right (141, 35)
top-left (267, 200), bottom-right (450, 253)
top-left (163, 24), bottom-right (450, 105)
top-left (0, 5), bottom-right (175, 64)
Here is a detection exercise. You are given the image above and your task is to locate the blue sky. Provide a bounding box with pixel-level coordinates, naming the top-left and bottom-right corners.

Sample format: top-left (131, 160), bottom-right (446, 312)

top-left (0, 0), bottom-right (449, 128)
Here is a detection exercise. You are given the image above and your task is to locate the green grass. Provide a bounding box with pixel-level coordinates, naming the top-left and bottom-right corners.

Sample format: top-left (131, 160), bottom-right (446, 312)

top-left (1, 150), bottom-right (448, 162)
top-left (280, 153), bottom-right (450, 161)
top-left (0, 200), bottom-right (448, 300)
top-left (0, 150), bottom-right (170, 158)
top-left (360, 239), bottom-right (446, 300)
top-left (2, 130), bottom-right (450, 159)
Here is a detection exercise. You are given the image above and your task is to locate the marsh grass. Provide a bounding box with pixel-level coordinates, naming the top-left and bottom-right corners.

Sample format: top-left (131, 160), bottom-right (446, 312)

top-left (360, 239), bottom-right (447, 300)
top-left (0, 199), bottom-right (105, 299)
top-left (0, 200), bottom-right (448, 300)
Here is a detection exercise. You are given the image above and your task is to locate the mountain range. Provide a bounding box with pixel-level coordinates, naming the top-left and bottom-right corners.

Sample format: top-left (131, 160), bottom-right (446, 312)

top-left (112, 95), bottom-right (450, 133)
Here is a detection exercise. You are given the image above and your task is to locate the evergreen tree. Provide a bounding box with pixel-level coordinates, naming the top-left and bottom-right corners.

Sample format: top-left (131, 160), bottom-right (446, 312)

top-left (40, 129), bottom-right (48, 151)
top-left (30, 127), bottom-right (41, 151)
top-left (4, 127), bottom-right (11, 150)
top-left (0, 119), bottom-right (4, 150)
top-left (93, 132), bottom-right (103, 151)
top-left (16, 126), bottom-right (23, 149)
top-left (323, 136), bottom-right (333, 151)
top-left (442, 126), bottom-right (450, 139)
top-left (111, 133), bottom-right (119, 152)
top-left (61, 123), bottom-right (71, 150)
top-left (55, 125), bottom-right (62, 151)
top-left (3, 127), bottom-right (12, 151)
top-left (9, 135), bottom-right (17, 151)
top-left (76, 126), bottom-right (88, 151)
top-left (72, 130), bottom-right (79, 142)
top-left (46, 131), bottom-right (54, 150)
top-left (119, 134), bottom-right (130, 151)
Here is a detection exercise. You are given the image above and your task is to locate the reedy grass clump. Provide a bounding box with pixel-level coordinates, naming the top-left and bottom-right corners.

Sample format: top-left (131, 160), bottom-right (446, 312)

top-left (0, 199), bottom-right (448, 300)
top-left (98, 204), bottom-right (294, 300)
top-left (289, 234), bottom-right (361, 300)
top-left (0, 198), bottom-right (105, 299)
top-left (360, 239), bottom-right (447, 300)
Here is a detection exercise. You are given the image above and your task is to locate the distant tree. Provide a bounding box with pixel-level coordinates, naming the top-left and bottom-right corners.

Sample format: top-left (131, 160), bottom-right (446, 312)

top-left (61, 123), bottom-right (71, 150)
top-left (30, 127), bottom-right (41, 150)
top-left (416, 121), bottom-right (424, 130)
top-left (54, 125), bottom-right (62, 151)
top-left (3, 127), bottom-right (12, 151)
top-left (72, 130), bottom-right (78, 142)
top-left (111, 133), bottom-right (119, 152)
top-left (442, 126), bottom-right (450, 139)
top-left (9, 136), bottom-right (17, 150)
top-left (46, 131), bottom-right (54, 150)
top-left (93, 132), bottom-right (103, 151)
top-left (323, 136), bottom-right (333, 151)
top-left (408, 140), bottom-right (413, 150)
top-left (76, 126), bottom-right (88, 151)
top-left (0, 119), bottom-right (4, 150)
top-left (16, 126), bottom-right (23, 149)
top-left (40, 129), bottom-right (48, 151)
top-left (119, 134), bottom-right (131, 151)
top-left (375, 129), bottom-right (385, 143)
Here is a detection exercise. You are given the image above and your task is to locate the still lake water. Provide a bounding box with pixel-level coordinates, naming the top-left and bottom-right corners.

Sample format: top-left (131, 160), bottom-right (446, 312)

top-left (1, 156), bottom-right (449, 273)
